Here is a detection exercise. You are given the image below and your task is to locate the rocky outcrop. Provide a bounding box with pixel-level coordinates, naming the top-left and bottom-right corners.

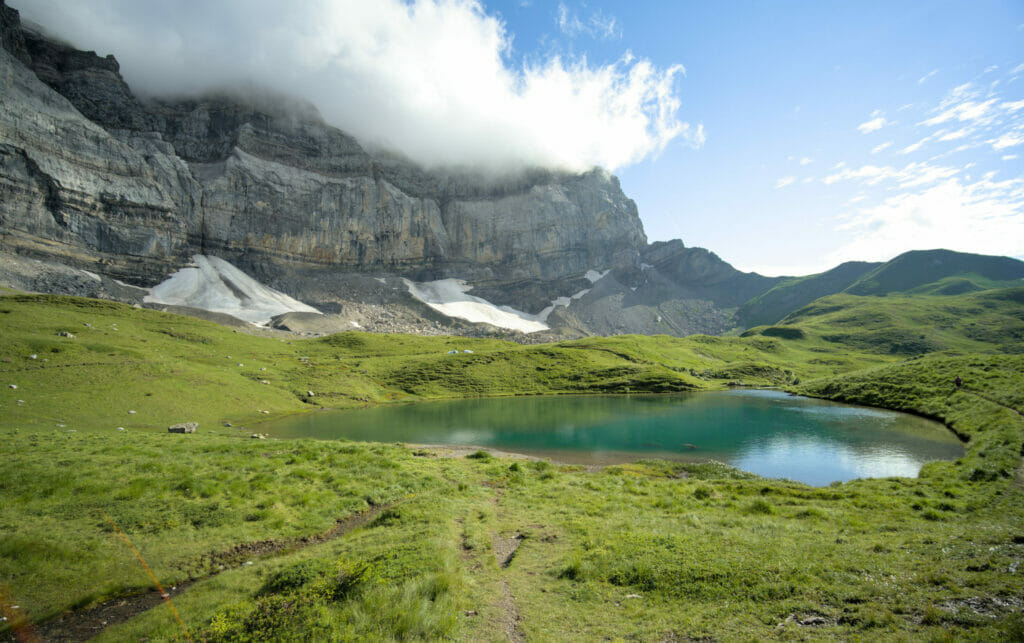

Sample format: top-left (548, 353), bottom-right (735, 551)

top-left (0, 1), bottom-right (644, 306)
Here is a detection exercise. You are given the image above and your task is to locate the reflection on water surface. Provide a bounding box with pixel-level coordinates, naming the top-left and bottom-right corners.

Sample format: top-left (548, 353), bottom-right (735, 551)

top-left (257, 389), bottom-right (963, 485)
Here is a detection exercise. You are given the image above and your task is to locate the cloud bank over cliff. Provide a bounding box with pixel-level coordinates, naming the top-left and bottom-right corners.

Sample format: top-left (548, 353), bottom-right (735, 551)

top-left (15, 0), bottom-right (701, 172)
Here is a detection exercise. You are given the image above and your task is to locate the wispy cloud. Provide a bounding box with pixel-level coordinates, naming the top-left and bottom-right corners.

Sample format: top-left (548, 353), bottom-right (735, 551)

top-left (857, 110), bottom-right (892, 134)
top-left (775, 176), bottom-right (796, 189)
top-left (829, 175), bottom-right (1024, 264)
top-left (823, 161), bottom-right (959, 189)
top-left (824, 66), bottom-right (1024, 265)
top-left (899, 139), bottom-right (928, 155)
top-left (799, 156), bottom-right (813, 165)
top-left (918, 69), bottom-right (938, 84)
top-left (556, 2), bottom-right (620, 40)
top-left (920, 96), bottom-right (999, 127)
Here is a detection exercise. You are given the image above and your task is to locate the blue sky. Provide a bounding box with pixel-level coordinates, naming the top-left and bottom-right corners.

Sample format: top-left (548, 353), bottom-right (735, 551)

top-left (18, 0), bottom-right (1024, 277)
top-left (483, 0), bottom-right (1024, 275)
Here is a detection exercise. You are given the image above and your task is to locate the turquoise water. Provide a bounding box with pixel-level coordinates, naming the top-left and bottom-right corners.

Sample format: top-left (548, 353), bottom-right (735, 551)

top-left (257, 390), bottom-right (963, 485)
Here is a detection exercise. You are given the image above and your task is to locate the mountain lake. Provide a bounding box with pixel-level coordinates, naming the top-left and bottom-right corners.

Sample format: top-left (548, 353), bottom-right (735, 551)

top-left (257, 389), bottom-right (963, 486)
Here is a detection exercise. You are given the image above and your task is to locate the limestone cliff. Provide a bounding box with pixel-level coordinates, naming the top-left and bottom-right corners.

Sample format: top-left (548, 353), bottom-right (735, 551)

top-left (0, 1), bottom-right (645, 304)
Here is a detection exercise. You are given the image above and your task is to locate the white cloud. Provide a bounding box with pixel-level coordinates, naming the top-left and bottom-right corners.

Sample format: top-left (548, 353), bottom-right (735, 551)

top-left (799, 156), bottom-right (813, 165)
top-left (1003, 154), bottom-right (1019, 161)
top-left (857, 111), bottom-right (891, 134)
top-left (775, 176), bottom-right (796, 189)
top-left (556, 2), bottom-right (620, 40)
top-left (920, 97), bottom-right (999, 127)
top-left (828, 176), bottom-right (1024, 265)
top-left (990, 132), bottom-right (1024, 150)
top-left (16, 0), bottom-right (691, 173)
top-left (871, 141), bottom-right (893, 154)
top-left (1012, 62), bottom-right (1024, 75)
top-left (918, 69), bottom-right (938, 84)
top-left (822, 161), bottom-right (958, 188)
top-left (899, 139), bottom-right (928, 155)
top-left (937, 128), bottom-right (971, 141)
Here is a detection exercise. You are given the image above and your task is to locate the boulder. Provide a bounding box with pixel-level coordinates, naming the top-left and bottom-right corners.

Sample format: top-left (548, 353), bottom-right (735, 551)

top-left (168, 422), bottom-right (198, 433)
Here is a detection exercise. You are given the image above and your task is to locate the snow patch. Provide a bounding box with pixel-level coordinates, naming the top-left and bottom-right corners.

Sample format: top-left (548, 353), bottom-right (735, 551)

top-left (374, 277), bottom-right (386, 284)
top-left (144, 255), bottom-right (320, 325)
top-left (640, 263), bottom-right (653, 270)
top-left (537, 287), bottom-right (591, 321)
top-left (404, 278), bottom-right (548, 333)
top-left (350, 321), bottom-right (362, 328)
top-left (585, 269), bottom-right (610, 283)
top-left (111, 278), bottom-right (148, 292)
top-left (82, 270), bottom-right (102, 282)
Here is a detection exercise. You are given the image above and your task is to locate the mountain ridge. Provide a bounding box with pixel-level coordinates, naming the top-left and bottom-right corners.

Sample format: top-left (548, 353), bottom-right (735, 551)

top-left (2, 1), bottom-right (1022, 339)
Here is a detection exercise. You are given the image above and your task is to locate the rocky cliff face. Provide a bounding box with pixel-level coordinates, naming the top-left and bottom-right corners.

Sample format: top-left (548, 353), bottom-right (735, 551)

top-left (1, 1), bottom-right (793, 338)
top-left (0, 1), bottom-right (645, 307)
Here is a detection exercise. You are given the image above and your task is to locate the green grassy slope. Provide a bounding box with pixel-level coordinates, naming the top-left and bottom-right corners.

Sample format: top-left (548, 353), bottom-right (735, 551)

top-left (736, 260), bottom-right (880, 328)
top-left (844, 249), bottom-right (1024, 296)
top-left (773, 286), bottom-right (1024, 356)
top-left (2, 289), bottom-right (1024, 640)
top-left (733, 249), bottom-right (1024, 331)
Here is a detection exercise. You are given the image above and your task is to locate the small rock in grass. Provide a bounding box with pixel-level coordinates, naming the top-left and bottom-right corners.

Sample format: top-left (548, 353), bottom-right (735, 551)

top-left (56, 331), bottom-right (75, 338)
top-left (625, 594), bottom-right (641, 599)
top-left (117, 427), bottom-right (125, 431)
top-left (168, 422), bottom-right (198, 434)
top-left (8, 384), bottom-right (17, 389)
top-left (260, 367), bottom-right (266, 371)
top-left (17, 399), bottom-right (24, 404)
top-left (224, 422), bottom-right (232, 427)
top-left (260, 380), bottom-right (270, 385)
top-left (128, 410), bottom-right (136, 414)
top-left (307, 390), bottom-right (315, 397)
top-left (250, 433), bottom-right (266, 439)
top-left (28, 354), bottom-right (37, 360)
top-left (237, 363), bottom-right (244, 367)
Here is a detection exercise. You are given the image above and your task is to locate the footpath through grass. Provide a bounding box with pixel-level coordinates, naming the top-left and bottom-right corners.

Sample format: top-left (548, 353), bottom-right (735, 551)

top-left (1, 292), bottom-right (1023, 640)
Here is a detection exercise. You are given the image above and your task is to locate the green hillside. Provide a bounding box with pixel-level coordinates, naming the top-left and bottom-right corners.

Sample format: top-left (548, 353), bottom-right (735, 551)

top-left (736, 260), bottom-right (880, 328)
top-left (733, 249), bottom-right (1024, 331)
top-left (844, 249), bottom-right (1024, 296)
top-left (772, 287), bottom-right (1024, 356)
top-left (2, 290), bottom-right (1024, 640)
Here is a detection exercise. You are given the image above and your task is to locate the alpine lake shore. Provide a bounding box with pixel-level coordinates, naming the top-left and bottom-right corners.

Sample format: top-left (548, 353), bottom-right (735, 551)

top-left (2, 287), bottom-right (1023, 641)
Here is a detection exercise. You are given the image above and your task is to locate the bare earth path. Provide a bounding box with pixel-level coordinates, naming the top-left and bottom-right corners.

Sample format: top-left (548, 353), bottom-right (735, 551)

top-left (22, 504), bottom-right (389, 642)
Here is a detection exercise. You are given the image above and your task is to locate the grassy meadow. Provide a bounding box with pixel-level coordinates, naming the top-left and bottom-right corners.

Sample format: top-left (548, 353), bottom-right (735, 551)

top-left (2, 289), bottom-right (1023, 640)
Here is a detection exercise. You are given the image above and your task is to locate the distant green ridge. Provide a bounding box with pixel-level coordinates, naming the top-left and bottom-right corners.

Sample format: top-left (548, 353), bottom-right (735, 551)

top-left (844, 249), bottom-right (1024, 296)
top-left (736, 261), bottom-right (880, 328)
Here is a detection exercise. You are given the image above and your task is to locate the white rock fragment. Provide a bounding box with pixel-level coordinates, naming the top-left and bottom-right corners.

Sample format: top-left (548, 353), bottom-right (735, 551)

top-left (8, 384), bottom-right (16, 389)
